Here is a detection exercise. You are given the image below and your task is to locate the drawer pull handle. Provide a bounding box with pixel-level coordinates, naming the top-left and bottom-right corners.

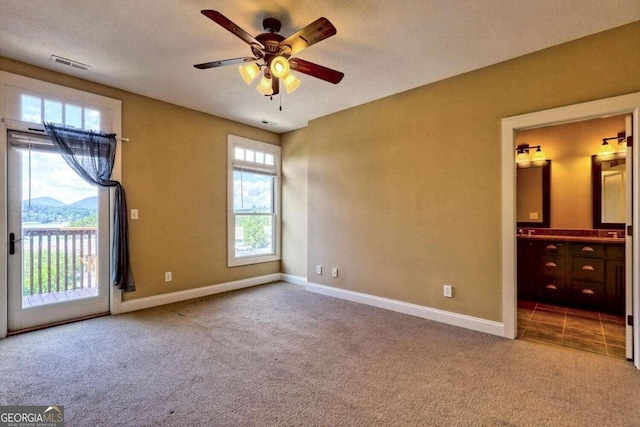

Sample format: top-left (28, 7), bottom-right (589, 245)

top-left (581, 265), bottom-right (595, 271)
top-left (546, 284), bottom-right (557, 290)
top-left (546, 245), bottom-right (557, 251)
top-left (545, 261), bottom-right (557, 268)
top-left (582, 246), bottom-right (595, 252)
top-left (582, 289), bottom-right (595, 295)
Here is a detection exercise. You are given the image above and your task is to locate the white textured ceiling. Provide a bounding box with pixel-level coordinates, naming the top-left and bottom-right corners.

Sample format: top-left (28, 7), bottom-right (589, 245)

top-left (1, 1), bottom-right (639, 133)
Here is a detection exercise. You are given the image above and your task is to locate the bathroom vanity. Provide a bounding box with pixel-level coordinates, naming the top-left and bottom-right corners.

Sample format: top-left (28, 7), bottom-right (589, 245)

top-left (517, 232), bottom-right (625, 314)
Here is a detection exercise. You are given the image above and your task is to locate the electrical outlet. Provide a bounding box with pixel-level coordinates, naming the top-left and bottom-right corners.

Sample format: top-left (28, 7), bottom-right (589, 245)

top-left (332, 267), bottom-right (338, 278)
top-left (131, 209), bottom-right (139, 220)
top-left (443, 285), bottom-right (453, 298)
top-left (316, 265), bottom-right (322, 275)
top-left (165, 272), bottom-right (172, 282)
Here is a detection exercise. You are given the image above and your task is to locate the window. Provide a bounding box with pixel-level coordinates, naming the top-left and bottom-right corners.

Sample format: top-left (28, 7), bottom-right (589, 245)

top-left (19, 93), bottom-right (101, 131)
top-left (227, 135), bottom-right (281, 266)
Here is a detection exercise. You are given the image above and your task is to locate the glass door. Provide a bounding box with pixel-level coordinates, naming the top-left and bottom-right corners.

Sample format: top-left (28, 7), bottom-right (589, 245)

top-left (7, 130), bottom-right (109, 331)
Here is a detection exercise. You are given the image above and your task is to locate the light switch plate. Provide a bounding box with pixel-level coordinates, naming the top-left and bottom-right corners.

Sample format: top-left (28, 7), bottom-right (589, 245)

top-left (444, 285), bottom-right (453, 298)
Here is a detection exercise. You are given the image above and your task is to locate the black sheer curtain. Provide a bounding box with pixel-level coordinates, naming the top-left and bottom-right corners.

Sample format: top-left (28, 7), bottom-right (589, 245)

top-left (44, 123), bottom-right (135, 292)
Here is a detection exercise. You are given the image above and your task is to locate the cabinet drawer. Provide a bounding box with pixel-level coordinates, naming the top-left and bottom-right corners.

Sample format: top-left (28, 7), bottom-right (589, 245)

top-left (540, 255), bottom-right (567, 277)
top-left (605, 244), bottom-right (625, 260)
top-left (572, 257), bottom-right (605, 282)
top-left (536, 279), bottom-right (567, 302)
top-left (572, 243), bottom-right (605, 258)
top-left (572, 281), bottom-right (605, 308)
top-left (537, 242), bottom-right (568, 255)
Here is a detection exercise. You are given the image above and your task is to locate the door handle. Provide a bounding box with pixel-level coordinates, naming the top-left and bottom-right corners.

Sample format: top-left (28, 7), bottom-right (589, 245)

top-left (9, 232), bottom-right (22, 255)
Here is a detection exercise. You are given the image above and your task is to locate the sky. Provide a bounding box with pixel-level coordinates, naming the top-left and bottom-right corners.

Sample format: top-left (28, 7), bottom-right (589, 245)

top-left (21, 150), bottom-right (96, 205)
top-left (18, 93), bottom-right (100, 204)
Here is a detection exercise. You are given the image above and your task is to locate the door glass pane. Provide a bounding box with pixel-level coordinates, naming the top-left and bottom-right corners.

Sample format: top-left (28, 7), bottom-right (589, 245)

top-left (20, 95), bottom-right (41, 123)
top-left (44, 100), bottom-right (63, 123)
top-left (20, 149), bottom-right (99, 308)
top-left (234, 214), bottom-right (274, 257)
top-left (65, 104), bottom-right (82, 128)
top-left (85, 108), bottom-right (101, 131)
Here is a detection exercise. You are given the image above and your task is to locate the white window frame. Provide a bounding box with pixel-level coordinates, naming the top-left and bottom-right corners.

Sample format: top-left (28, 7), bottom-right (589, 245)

top-left (227, 135), bottom-right (281, 267)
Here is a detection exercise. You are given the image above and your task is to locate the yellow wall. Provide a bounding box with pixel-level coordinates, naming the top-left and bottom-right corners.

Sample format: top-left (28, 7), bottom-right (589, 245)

top-left (516, 115), bottom-right (626, 229)
top-left (0, 57), bottom-right (281, 300)
top-left (281, 129), bottom-right (308, 278)
top-left (295, 21), bottom-right (640, 322)
top-left (3, 21), bottom-right (640, 319)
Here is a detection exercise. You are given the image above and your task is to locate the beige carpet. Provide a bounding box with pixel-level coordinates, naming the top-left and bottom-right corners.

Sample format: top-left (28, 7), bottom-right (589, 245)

top-left (1, 282), bottom-right (639, 426)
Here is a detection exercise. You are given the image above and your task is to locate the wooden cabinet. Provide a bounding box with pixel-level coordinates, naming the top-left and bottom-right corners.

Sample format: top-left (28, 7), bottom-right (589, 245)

top-left (517, 238), bottom-right (624, 314)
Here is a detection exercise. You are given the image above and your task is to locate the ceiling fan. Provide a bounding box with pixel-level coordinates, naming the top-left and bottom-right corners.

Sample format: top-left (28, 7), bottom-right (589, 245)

top-left (194, 10), bottom-right (344, 96)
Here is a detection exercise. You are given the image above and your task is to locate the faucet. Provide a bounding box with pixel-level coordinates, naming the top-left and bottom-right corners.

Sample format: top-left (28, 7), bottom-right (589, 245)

top-left (608, 231), bottom-right (619, 239)
top-left (528, 230), bottom-right (535, 237)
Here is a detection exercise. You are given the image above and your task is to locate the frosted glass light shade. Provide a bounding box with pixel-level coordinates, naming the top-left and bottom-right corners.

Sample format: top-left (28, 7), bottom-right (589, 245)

top-left (598, 140), bottom-right (615, 156)
top-left (256, 76), bottom-right (273, 95)
top-left (618, 139), bottom-right (627, 153)
top-left (283, 73), bottom-right (301, 93)
top-left (239, 63), bottom-right (260, 84)
top-left (532, 147), bottom-right (546, 161)
top-left (516, 150), bottom-right (529, 163)
top-left (270, 56), bottom-right (290, 78)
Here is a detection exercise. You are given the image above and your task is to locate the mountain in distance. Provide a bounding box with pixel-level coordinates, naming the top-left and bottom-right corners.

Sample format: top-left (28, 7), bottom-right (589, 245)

top-left (22, 196), bottom-right (98, 210)
top-left (22, 196), bottom-right (98, 225)
top-left (23, 196), bottom-right (65, 207)
top-left (70, 196), bottom-right (98, 210)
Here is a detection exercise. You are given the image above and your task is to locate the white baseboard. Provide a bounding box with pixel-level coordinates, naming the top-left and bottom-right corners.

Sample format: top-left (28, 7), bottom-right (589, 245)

top-left (119, 273), bottom-right (281, 313)
top-left (280, 274), bottom-right (307, 286)
top-left (305, 282), bottom-right (505, 337)
top-left (117, 274), bottom-right (504, 338)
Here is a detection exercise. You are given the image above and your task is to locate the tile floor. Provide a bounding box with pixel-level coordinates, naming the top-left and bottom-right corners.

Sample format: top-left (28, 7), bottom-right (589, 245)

top-left (517, 300), bottom-right (627, 360)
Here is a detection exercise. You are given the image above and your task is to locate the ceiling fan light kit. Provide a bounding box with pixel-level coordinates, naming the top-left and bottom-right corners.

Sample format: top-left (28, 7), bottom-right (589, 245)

top-left (283, 73), bottom-right (301, 94)
top-left (194, 10), bottom-right (344, 97)
top-left (270, 56), bottom-right (290, 79)
top-left (256, 75), bottom-right (274, 96)
top-left (239, 63), bottom-right (261, 84)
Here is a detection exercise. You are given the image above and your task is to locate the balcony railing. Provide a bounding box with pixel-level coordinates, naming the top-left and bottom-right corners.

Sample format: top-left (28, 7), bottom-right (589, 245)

top-left (22, 227), bottom-right (98, 297)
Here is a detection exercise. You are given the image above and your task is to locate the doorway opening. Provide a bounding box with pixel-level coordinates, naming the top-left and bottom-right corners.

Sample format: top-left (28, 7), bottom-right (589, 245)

top-left (501, 91), bottom-right (640, 369)
top-left (515, 116), bottom-right (628, 359)
top-left (6, 130), bottom-right (110, 332)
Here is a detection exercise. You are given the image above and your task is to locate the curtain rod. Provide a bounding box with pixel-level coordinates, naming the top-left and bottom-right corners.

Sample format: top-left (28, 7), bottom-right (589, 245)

top-left (0, 117), bottom-right (130, 141)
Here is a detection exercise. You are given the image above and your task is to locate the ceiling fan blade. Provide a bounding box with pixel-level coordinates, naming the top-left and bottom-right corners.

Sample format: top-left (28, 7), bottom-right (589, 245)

top-left (279, 17), bottom-right (337, 56)
top-left (289, 58), bottom-right (344, 84)
top-left (201, 10), bottom-right (265, 50)
top-left (194, 57), bottom-right (259, 69)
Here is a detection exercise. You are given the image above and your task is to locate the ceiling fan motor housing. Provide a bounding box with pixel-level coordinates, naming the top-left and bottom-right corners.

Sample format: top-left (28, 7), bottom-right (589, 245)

top-left (263, 17), bottom-right (281, 33)
top-left (255, 31), bottom-right (287, 58)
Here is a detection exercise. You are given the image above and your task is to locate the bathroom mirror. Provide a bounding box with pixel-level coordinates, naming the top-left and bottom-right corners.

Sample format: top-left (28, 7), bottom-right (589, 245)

top-left (517, 160), bottom-right (550, 228)
top-left (592, 154), bottom-right (626, 229)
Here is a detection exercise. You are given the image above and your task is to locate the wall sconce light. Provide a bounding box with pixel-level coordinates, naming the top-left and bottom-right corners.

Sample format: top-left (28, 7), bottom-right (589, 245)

top-left (598, 133), bottom-right (626, 156)
top-left (516, 144), bottom-right (546, 163)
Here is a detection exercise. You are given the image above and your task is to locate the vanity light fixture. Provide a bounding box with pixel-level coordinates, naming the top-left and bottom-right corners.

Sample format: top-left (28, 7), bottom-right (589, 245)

top-left (531, 146), bottom-right (546, 161)
top-left (515, 144), bottom-right (546, 163)
top-left (598, 134), bottom-right (626, 156)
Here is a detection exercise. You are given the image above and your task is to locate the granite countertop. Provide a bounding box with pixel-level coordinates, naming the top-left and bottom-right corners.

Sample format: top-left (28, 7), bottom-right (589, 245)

top-left (517, 234), bottom-right (624, 244)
